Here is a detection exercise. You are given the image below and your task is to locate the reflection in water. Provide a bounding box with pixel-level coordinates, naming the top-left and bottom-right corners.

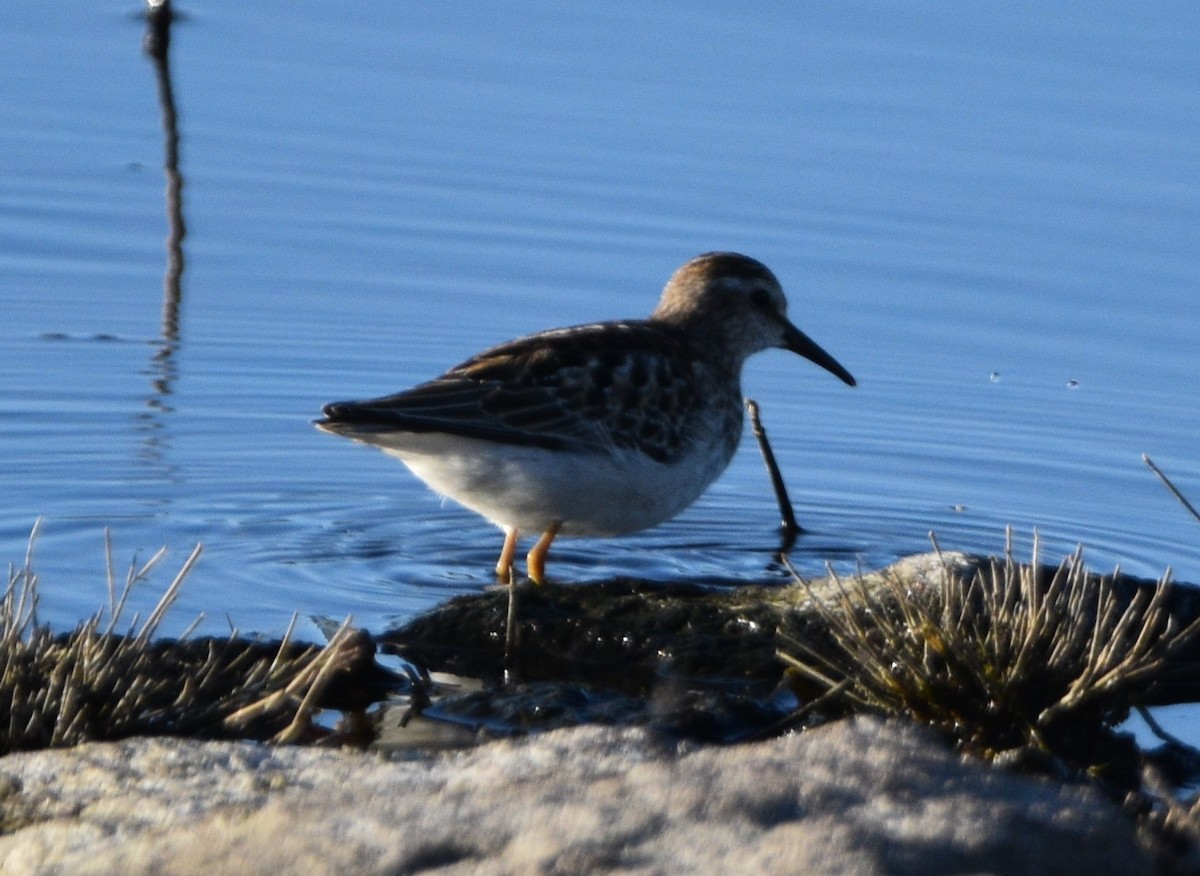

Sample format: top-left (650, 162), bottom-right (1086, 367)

top-left (137, 0), bottom-right (185, 481)
top-left (143, 0), bottom-right (185, 405)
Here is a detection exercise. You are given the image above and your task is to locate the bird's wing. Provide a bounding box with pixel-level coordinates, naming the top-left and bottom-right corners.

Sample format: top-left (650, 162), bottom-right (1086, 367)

top-left (318, 322), bottom-right (706, 461)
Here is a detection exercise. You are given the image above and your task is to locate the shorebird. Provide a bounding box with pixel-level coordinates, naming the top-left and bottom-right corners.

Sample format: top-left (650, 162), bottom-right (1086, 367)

top-left (316, 252), bottom-right (855, 584)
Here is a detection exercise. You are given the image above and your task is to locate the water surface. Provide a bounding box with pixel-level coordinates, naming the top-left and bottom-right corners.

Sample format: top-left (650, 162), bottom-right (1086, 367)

top-left (2, 4), bottom-right (1198, 668)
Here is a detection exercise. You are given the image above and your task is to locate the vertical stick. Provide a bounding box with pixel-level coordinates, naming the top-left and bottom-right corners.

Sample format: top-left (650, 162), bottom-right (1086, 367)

top-left (746, 398), bottom-right (803, 550)
top-left (1144, 454), bottom-right (1200, 524)
top-left (503, 573), bottom-right (520, 686)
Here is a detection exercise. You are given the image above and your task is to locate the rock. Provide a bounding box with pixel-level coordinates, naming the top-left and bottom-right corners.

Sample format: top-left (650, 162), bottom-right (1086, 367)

top-left (0, 716), bottom-right (1164, 875)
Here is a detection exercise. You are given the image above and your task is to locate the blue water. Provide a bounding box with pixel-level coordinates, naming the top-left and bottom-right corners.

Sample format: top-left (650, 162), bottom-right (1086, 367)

top-left (2, 0), bottom-right (1199, 712)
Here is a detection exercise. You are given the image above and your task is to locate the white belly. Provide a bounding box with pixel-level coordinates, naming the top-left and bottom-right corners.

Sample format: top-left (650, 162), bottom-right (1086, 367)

top-left (379, 431), bottom-right (737, 537)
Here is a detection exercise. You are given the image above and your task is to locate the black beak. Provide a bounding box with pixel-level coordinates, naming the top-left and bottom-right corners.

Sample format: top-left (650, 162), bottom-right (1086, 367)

top-left (781, 321), bottom-right (856, 387)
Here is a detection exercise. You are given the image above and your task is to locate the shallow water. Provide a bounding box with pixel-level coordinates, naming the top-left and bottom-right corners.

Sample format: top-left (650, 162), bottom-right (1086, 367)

top-left (3, 0), bottom-right (1199, 706)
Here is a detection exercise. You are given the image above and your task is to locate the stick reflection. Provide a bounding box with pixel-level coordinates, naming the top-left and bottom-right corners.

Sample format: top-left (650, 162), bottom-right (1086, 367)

top-left (144, 0), bottom-right (185, 403)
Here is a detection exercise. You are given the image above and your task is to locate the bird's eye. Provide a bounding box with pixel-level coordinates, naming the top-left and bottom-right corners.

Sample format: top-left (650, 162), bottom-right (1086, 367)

top-left (749, 288), bottom-right (771, 309)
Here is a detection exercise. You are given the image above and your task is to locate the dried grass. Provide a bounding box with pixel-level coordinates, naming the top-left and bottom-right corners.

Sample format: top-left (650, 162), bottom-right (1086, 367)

top-left (781, 530), bottom-right (1200, 761)
top-left (1, 521), bottom-right (377, 754)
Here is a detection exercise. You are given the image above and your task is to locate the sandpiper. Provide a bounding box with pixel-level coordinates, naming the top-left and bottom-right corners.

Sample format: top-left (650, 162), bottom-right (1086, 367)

top-left (316, 252), bottom-right (855, 584)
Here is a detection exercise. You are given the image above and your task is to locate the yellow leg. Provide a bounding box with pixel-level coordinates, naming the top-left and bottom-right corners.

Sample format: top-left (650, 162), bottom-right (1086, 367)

top-left (526, 522), bottom-right (562, 586)
top-left (495, 527), bottom-right (519, 582)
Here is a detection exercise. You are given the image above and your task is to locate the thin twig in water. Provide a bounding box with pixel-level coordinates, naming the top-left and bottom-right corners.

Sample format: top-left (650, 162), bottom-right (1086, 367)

top-left (1135, 704), bottom-right (1199, 752)
top-left (503, 576), bottom-right (520, 686)
top-left (749, 676), bottom-right (852, 740)
top-left (745, 398), bottom-right (802, 547)
top-left (1143, 454), bottom-right (1200, 525)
